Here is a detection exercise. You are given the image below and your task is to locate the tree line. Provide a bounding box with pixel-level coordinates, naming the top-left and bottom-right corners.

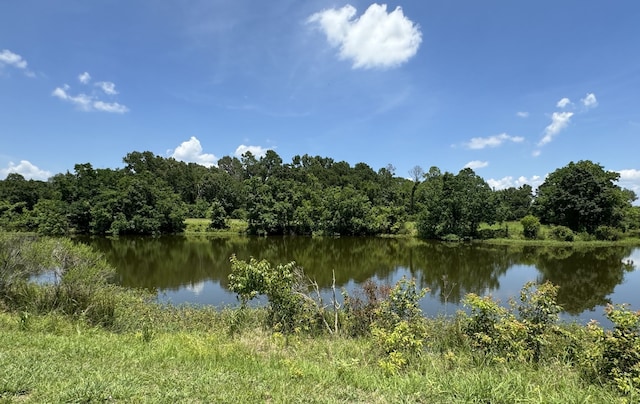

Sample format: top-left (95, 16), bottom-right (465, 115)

top-left (0, 150), bottom-right (638, 238)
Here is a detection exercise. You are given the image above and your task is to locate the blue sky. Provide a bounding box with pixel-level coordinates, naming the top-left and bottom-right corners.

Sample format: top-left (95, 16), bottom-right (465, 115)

top-left (1, 1), bottom-right (639, 196)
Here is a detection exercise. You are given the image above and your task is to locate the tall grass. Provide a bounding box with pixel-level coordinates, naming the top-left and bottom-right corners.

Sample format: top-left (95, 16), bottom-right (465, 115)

top-left (0, 234), bottom-right (637, 402)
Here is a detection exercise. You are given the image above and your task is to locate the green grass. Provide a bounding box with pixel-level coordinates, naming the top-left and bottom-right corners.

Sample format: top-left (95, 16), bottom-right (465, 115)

top-left (0, 310), bottom-right (626, 403)
top-left (479, 221), bottom-right (640, 246)
top-left (184, 218), bottom-right (248, 235)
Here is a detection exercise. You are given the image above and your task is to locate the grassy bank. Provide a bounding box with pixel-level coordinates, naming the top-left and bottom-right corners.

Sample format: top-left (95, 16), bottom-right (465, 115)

top-left (184, 218), bottom-right (248, 235)
top-left (182, 218), bottom-right (640, 246)
top-left (1, 235), bottom-right (639, 402)
top-left (0, 310), bottom-right (625, 403)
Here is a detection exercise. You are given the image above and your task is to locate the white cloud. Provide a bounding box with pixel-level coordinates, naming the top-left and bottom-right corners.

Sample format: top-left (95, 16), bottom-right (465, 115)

top-left (581, 93), bottom-right (598, 108)
top-left (0, 49), bottom-right (27, 69)
top-left (487, 175), bottom-right (544, 191)
top-left (516, 111), bottom-right (529, 118)
top-left (464, 133), bottom-right (524, 150)
top-left (556, 97), bottom-right (571, 108)
top-left (619, 169), bottom-right (640, 181)
top-left (1, 160), bottom-right (52, 181)
top-left (95, 81), bottom-right (118, 95)
top-left (52, 86), bottom-right (93, 111)
top-left (532, 149), bottom-right (541, 157)
top-left (234, 144), bottom-right (269, 158)
top-left (464, 160), bottom-right (488, 170)
top-left (538, 111), bottom-right (573, 146)
top-left (52, 74), bottom-right (128, 113)
top-left (170, 136), bottom-right (217, 167)
top-left (78, 72), bottom-right (91, 84)
top-left (0, 49), bottom-right (34, 76)
top-left (618, 169), bottom-right (640, 199)
top-left (308, 3), bottom-right (422, 69)
top-left (93, 101), bottom-right (129, 114)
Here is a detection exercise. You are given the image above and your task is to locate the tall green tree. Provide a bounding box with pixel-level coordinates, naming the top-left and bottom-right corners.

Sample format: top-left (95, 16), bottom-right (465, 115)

top-left (417, 168), bottom-right (494, 240)
top-left (532, 160), bottom-right (635, 233)
top-left (492, 184), bottom-right (533, 222)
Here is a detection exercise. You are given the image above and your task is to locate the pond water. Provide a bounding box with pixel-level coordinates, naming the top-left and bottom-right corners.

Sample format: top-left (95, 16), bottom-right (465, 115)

top-left (83, 235), bottom-right (640, 327)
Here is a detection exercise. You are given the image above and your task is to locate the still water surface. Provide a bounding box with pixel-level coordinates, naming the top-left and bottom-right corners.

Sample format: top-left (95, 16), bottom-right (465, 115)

top-left (84, 236), bottom-right (640, 326)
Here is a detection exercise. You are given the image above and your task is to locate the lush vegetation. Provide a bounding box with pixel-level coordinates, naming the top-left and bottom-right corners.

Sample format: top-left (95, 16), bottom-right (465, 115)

top-left (1, 150), bottom-right (638, 239)
top-left (1, 235), bottom-right (639, 402)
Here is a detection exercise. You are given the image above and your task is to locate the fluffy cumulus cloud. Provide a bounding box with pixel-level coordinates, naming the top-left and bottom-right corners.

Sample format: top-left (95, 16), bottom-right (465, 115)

top-left (169, 137), bottom-right (217, 167)
top-left (52, 72), bottom-right (129, 113)
top-left (234, 144), bottom-right (269, 158)
top-left (618, 169), bottom-right (640, 199)
top-left (581, 93), bottom-right (598, 108)
top-left (464, 160), bottom-right (488, 170)
top-left (556, 97), bottom-right (572, 108)
top-left (308, 3), bottom-right (422, 69)
top-left (464, 133), bottom-right (524, 150)
top-left (78, 71), bottom-right (91, 84)
top-left (93, 101), bottom-right (128, 113)
top-left (0, 160), bottom-right (52, 181)
top-left (0, 49), bottom-right (34, 76)
top-left (486, 175), bottom-right (544, 191)
top-left (538, 111), bottom-right (573, 146)
top-left (96, 81), bottom-right (118, 95)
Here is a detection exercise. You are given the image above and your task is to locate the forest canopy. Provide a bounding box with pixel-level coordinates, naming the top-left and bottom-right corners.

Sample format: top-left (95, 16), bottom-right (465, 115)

top-left (0, 151), bottom-right (637, 239)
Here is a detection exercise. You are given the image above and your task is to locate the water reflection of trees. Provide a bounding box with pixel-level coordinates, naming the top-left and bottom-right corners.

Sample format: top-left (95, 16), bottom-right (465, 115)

top-left (82, 236), bottom-right (638, 316)
top-left (534, 246), bottom-right (635, 314)
top-left (408, 242), bottom-right (520, 304)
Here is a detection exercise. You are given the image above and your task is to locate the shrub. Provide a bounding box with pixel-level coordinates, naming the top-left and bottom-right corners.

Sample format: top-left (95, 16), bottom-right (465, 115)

top-left (342, 279), bottom-right (391, 337)
top-left (0, 236), bottom-right (129, 328)
top-left (228, 255), bottom-right (325, 334)
top-left (594, 225), bottom-right (622, 241)
top-left (477, 228), bottom-right (508, 240)
top-left (461, 293), bottom-right (526, 360)
top-left (208, 201), bottom-right (229, 230)
top-left (581, 304), bottom-right (640, 395)
top-left (549, 225), bottom-right (574, 241)
top-left (461, 282), bottom-right (564, 363)
top-left (521, 215), bottom-right (541, 239)
top-left (371, 277), bottom-right (429, 374)
top-left (516, 281), bottom-right (562, 362)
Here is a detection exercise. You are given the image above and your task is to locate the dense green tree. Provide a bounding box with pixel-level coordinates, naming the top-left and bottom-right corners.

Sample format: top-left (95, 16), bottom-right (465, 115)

top-left (0, 173), bottom-right (51, 209)
top-left (533, 160), bottom-right (635, 233)
top-left (208, 200), bottom-right (229, 230)
top-left (321, 186), bottom-right (378, 236)
top-left (32, 199), bottom-right (69, 235)
top-left (417, 168), bottom-right (494, 240)
top-left (492, 185), bottom-right (533, 222)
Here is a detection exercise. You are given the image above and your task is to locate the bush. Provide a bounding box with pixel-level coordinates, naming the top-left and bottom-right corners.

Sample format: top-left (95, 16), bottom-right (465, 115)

top-left (477, 228), bottom-right (508, 240)
top-left (461, 293), bottom-right (525, 360)
top-left (516, 281), bottom-right (563, 362)
top-left (208, 201), bottom-right (229, 230)
top-left (0, 236), bottom-right (130, 328)
top-left (581, 304), bottom-right (640, 395)
top-left (521, 215), bottom-right (541, 239)
top-left (342, 280), bottom-right (391, 337)
top-left (461, 282), bottom-right (564, 363)
top-left (594, 225), bottom-right (622, 241)
top-left (228, 255), bottom-right (325, 334)
top-left (371, 277), bottom-right (428, 374)
top-left (549, 225), bottom-right (575, 241)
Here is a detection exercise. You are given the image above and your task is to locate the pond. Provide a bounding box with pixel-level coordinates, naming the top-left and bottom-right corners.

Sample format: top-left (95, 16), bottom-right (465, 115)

top-left (83, 235), bottom-right (640, 326)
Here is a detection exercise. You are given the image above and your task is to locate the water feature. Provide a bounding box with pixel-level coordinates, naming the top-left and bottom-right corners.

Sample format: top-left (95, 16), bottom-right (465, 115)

top-left (83, 235), bottom-right (640, 326)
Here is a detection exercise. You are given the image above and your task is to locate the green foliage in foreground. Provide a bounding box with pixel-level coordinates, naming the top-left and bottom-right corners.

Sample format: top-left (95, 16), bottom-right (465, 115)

top-left (1, 235), bottom-right (640, 402)
top-left (0, 309), bottom-right (630, 403)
